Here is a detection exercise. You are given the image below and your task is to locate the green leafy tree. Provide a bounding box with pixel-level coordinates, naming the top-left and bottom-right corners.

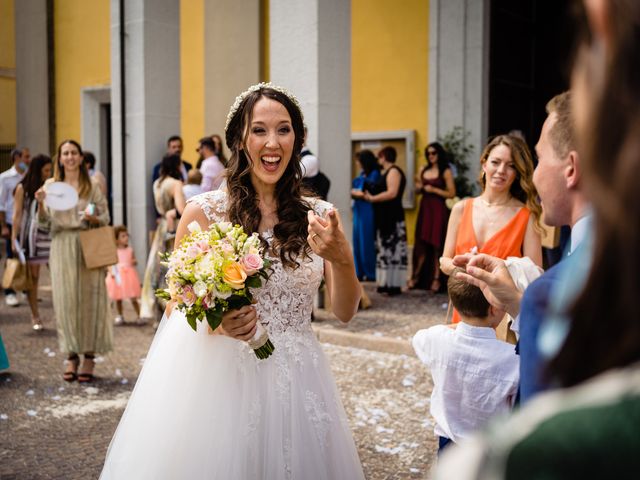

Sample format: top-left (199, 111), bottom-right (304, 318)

top-left (437, 126), bottom-right (476, 198)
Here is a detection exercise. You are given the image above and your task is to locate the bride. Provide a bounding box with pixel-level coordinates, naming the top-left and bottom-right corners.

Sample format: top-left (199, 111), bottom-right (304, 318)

top-left (100, 83), bottom-right (365, 479)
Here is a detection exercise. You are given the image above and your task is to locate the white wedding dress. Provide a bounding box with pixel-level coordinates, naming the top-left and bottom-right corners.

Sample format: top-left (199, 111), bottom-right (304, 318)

top-left (100, 191), bottom-right (365, 480)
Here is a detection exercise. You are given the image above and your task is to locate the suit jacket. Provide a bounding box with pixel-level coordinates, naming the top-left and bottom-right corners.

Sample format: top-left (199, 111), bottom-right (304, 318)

top-left (518, 261), bottom-right (565, 404)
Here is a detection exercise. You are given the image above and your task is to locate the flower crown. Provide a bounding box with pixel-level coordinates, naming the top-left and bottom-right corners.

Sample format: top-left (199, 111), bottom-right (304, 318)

top-left (224, 82), bottom-right (302, 135)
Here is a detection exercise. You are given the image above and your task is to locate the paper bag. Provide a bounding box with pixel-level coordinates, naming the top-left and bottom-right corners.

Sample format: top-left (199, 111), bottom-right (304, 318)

top-left (2, 258), bottom-right (32, 290)
top-left (79, 226), bottom-right (118, 269)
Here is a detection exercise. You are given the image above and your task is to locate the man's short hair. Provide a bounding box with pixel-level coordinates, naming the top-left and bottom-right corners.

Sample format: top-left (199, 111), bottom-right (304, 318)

top-left (545, 91), bottom-right (574, 159)
top-left (10, 148), bottom-right (22, 161)
top-left (199, 137), bottom-right (216, 153)
top-left (167, 135), bottom-right (182, 145)
top-left (448, 268), bottom-right (490, 318)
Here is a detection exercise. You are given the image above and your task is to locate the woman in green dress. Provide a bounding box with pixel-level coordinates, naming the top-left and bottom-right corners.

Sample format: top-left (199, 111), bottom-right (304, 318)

top-left (35, 140), bottom-right (112, 383)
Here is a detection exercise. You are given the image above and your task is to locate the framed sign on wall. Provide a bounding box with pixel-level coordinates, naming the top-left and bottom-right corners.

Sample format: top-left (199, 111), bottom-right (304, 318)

top-left (351, 130), bottom-right (416, 209)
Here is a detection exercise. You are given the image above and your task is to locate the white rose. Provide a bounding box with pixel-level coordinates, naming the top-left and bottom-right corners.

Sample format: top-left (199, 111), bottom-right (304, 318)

top-left (187, 221), bottom-right (202, 233)
top-left (193, 280), bottom-right (208, 298)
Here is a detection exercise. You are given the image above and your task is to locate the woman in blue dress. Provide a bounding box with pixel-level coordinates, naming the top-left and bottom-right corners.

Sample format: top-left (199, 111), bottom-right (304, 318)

top-left (350, 149), bottom-right (380, 281)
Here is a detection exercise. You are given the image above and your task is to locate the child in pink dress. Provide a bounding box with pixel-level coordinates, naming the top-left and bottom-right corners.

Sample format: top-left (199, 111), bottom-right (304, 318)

top-left (106, 225), bottom-right (141, 325)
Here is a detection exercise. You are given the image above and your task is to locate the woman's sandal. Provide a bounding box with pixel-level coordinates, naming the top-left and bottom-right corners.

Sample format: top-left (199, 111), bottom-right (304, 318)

top-left (63, 354), bottom-right (80, 382)
top-left (430, 278), bottom-right (442, 293)
top-left (78, 354), bottom-right (95, 384)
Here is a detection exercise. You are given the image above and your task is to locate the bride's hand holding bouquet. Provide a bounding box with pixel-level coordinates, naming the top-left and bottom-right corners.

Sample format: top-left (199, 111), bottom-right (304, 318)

top-left (156, 220), bottom-right (274, 359)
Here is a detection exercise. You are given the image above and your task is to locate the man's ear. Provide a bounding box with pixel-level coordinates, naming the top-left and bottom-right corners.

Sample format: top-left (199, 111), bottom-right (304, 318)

top-left (565, 151), bottom-right (581, 190)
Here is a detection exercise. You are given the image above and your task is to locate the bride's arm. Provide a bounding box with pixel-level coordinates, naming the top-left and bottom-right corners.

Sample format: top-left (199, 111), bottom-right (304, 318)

top-left (308, 209), bottom-right (360, 322)
top-left (174, 202), bottom-right (210, 247)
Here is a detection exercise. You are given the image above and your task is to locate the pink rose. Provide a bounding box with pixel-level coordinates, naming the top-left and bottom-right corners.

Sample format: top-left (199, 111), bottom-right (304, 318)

top-left (196, 240), bottom-right (210, 252)
top-left (241, 253), bottom-right (264, 276)
top-left (180, 285), bottom-right (197, 307)
top-left (186, 245), bottom-right (200, 260)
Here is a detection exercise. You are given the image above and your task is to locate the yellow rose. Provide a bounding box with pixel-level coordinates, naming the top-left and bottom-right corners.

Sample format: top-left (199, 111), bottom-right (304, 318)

top-left (222, 262), bottom-right (247, 290)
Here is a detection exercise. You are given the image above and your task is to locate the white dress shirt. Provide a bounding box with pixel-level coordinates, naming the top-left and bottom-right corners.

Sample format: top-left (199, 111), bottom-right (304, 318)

top-left (0, 166), bottom-right (24, 223)
top-left (412, 322), bottom-right (519, 443)
top-left (200, 156), bottom-right (225, 192)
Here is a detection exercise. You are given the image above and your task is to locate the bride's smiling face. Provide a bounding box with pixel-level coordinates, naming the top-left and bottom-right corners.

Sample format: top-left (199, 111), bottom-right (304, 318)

top-left (243, 97), bottom-right (295, 190)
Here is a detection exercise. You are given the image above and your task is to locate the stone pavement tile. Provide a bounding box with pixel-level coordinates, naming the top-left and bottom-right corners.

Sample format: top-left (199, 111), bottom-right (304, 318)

top-left (0, 267), bottom-right (442, 479)
top-left (314, 281), bottom-right (450, 350)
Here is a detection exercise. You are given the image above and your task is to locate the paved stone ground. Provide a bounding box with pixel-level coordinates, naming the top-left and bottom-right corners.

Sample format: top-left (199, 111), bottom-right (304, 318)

top-left (0, 270), bottom-right (447, 479)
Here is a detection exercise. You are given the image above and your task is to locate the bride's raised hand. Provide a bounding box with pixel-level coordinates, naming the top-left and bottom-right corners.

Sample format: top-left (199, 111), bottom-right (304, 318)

top-left (307, 209), bottom-right (352, 266)
top-left (220, 305), bottom-right (257, 341)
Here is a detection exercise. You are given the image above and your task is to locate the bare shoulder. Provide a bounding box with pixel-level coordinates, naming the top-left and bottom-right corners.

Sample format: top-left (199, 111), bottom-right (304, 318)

top-left (450, 197), bottom-right (469, 216)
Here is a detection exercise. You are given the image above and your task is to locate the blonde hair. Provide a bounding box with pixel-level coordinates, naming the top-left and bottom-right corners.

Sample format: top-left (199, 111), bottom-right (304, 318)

top-left (545, 91), bottom-right (574, 159)
top-left (478, 134), bottom-right (542, 229)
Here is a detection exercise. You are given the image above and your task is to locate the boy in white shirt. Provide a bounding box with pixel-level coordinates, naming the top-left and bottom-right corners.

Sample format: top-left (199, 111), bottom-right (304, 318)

top-left (412, 268), bottom-right (519, 454)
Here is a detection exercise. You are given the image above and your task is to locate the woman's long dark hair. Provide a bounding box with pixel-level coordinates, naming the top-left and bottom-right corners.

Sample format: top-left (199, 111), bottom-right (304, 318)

top-left (356, 149), bottom-right (379, 176)
top-left (424, 142), bottom-right (450, 177)
top-left (19, 155), bottom-right (52, 200)
top-left (159, 154), bottom-right (183, 182)
top-left (224, 86), bottom-right (312, 269)
top-left (548, 0), bottom-right (640, 387)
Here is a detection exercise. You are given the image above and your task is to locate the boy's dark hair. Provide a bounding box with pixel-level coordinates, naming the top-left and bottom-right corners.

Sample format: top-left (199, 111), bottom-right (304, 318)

top-left (447, 268), bottom-right (490, 318)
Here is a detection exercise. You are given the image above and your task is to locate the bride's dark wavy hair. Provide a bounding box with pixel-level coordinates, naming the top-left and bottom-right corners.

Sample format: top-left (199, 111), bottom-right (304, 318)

top-left (224, 86), bottom-right (312, 269)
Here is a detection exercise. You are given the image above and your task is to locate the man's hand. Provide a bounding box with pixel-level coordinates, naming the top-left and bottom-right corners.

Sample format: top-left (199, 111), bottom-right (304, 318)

top-left (452, 253), bottom-right (522, 317)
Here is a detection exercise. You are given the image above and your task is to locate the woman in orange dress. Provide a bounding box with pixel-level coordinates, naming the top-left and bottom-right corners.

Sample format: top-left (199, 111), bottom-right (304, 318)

top-left (440, 134), bottom-right (542, 323)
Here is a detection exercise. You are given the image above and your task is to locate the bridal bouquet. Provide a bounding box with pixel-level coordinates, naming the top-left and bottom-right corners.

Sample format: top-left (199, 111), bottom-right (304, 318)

top-left (156, 221), bottom-right (275, 359)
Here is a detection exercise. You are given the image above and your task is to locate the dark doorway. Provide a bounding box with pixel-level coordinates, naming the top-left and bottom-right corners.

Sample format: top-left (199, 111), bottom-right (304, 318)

top-left (100, 103), bottom-right (114, 219)
top-left (488, 0), bottom-right (576, 150)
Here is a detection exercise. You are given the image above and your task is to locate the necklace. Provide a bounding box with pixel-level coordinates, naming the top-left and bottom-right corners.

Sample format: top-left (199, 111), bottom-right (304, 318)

top-left (479, 196), bottom-right (511, 207)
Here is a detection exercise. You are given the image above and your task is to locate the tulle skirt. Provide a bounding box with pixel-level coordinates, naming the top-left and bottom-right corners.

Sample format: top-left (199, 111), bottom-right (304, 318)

top-left (100, 310), bottom-right (364, 480)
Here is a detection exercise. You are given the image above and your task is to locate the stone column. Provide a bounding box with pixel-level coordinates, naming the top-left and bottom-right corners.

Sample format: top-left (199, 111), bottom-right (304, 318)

top-left (111, 0), bottom-right (180, 273)
top-left (15, 0), bottom-right (51, 155)
top-left (429, 0), bottom-right (490, 185)
top-left (269, 0), bottom-right (352, 240)
top-left (204, 0), bottom-right (261, 145)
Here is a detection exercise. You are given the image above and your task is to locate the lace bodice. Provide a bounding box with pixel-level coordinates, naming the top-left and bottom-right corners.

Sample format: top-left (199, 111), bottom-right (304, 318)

top-left (188, 190), bottom-right (332, 337)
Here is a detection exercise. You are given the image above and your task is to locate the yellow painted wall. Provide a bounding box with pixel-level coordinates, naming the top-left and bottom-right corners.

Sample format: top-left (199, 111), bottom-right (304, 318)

top-left (0, 0), bottom-right (17, 143)
top-left (54, 0), bottom-right (110, 144)
top-left (180, 0), bottom-right (204, 166)
top-left (352, 0), bottom-right (429, 244)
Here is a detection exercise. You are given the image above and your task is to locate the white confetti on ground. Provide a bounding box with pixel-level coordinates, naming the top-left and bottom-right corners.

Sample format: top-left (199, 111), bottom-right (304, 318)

top-left (402, 375), bottom-right (416, 387)
top-left (372, 331), bottom-right (383, 337)
top-left (25, 389), bottom-right (35, 396)
top-left (410, 468), bottom-right (420, 473)
top-left (45, 392), bottom-right (130, 419)
top-left (84, 387), bottom-right (99, 395)
top-left (94, 356), bottom-right (105, 364)
top-left (47, 352), bottom-right (56, 357)
top-left (43, 347), bottom-right (51, 354)
top-left (115, 368), bottom-right (123, 377)
top-left (52, 395), bottom-right (61, 401)
top-left (58, 387), bottom-right (65, 392)
top-left (0, 413), bottom-right (8, 420)
top-left (120, 378), bottom-right (129, 385)
top-left (376, 426), bottom-right (395, 434)
top-left (26, 410), bottom-right (37, 416)
top-left (441, 302), bottom-right (448, 310)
